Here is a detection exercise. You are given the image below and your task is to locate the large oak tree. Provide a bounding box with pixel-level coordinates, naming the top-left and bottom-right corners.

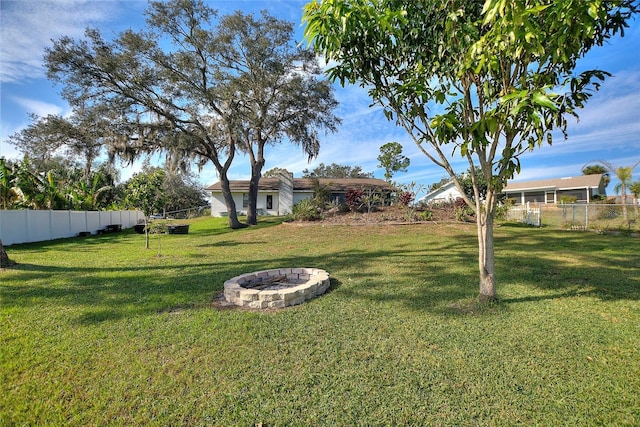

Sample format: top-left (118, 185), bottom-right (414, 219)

top-left (45, 0), bottom-right (339, 229)
top-left (304, 0), bottom-right (638, 302)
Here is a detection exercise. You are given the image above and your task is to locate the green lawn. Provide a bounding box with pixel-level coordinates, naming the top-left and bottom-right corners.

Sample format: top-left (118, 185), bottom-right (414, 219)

top-left (2, 217), bottom-right (639, 426)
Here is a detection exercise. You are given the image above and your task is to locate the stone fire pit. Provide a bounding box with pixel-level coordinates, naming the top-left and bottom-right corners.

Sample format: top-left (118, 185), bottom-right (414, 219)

top-left (223, 268), bottom-right (330, 309)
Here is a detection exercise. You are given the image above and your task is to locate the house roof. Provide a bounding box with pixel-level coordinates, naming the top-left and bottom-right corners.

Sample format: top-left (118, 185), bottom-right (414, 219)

top-left (503, 174), bottom-right (603, 192)
top-left (205, 178), bottom-right (393, 192)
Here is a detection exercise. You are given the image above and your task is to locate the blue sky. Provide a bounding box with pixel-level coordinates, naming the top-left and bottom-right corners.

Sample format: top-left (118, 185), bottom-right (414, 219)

top-left (1, 0), bottom-right (639, 196)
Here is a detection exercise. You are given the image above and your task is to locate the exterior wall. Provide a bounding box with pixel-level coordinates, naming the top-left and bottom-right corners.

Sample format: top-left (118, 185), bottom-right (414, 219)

top-left (0, 209), bottom-right (144, 246)
top-left (278, 172), bottom-right (294, 215)
top-left (210, 192), bottom-right (281, 217)
top-left (293, 192), bottom-right (314, 205)
top-left (420, 182), bottom-right (462, 204)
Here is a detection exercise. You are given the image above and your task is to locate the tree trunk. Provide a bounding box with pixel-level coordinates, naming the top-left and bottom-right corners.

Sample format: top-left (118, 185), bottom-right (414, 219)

top-left (219, 175), bottom-right (245, 229)
top-left (246, 158), bottom-right (265, 226)
top-left (0, 238), bottom-right (15, 268)
top-left (621, 184), bottom-right (628, 222)
top-left (476, 210), bottom-right (497, 303)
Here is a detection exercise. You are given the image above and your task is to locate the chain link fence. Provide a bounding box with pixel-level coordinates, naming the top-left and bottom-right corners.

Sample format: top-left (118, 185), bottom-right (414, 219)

top-left (507, 203), bottom-right (640, 233)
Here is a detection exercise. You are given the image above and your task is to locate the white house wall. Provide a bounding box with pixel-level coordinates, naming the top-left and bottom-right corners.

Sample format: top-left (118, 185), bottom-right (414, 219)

top-left (210, 192), bottom-right (282, 217)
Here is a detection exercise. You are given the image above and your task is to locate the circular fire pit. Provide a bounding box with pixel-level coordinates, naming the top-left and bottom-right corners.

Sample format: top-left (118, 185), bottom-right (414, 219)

top-left (223, 268), bottom-right (330, 309)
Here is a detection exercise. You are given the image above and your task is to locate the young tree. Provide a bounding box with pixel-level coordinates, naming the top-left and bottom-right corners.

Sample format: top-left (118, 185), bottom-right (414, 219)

top-left (302, 162), bottom-right (374, 178)
top-left (304, 0), bottom-right (638, 302)
top-left (377, 141), bottom-right (410, 182)
top-left (123, 167), bottom-right (167, 217)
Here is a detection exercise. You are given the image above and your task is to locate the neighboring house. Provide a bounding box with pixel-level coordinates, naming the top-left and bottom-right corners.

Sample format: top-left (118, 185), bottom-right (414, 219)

top-left (502, 174), bottom-right (605, 204)
top-left (418, 180), bottom-right (463, 204)
top-left (205, 173), bottom-right (393, 217)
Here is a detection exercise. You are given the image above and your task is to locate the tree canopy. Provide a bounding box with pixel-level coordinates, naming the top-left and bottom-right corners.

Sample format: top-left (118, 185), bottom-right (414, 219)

top-left (377, 141), bottom-right (410, 182)
top-left (45, 0), bottom-right (339, 229)
top-left (582, 164), bottom-right (611, 188)
top-left (304, 0), bottom-right (639, 302)
top-left (302, 162), bottom-right (374, 179)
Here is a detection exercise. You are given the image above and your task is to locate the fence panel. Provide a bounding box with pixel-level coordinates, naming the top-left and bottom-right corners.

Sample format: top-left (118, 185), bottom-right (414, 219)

top-left (506, 202), bottom-right (541, 226)
top-left (0, 210), bottom-right (144, 246)
top-left (532, 204), bottom-right (638, 232)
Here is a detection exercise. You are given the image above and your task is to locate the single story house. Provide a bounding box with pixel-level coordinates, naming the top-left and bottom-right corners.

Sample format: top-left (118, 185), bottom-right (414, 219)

top-left (418, 180), bottom-right (463, 204)
top-left (502, 174), bottom-right (605, 204)
top-left (205, 173), bottom-right (394, 217)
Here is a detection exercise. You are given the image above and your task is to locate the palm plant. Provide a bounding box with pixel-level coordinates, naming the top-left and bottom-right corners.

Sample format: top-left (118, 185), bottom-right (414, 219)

top-left (599, 160), bottom-right (640, 222)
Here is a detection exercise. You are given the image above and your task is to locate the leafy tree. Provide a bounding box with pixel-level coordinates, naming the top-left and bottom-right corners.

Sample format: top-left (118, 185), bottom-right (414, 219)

top-left (217, 11), bottom-right (340, 226)
top-left (8, 104), bottom-right (115, 185)
top-left (457, 167), bottom-right (492, 203)
top-left (302, 162), bottom-right (374, 179)
top-left (0, 158), bottom-right (20, 210)
top-left (304, 0), bottom-right (638, 302)
top-left (123, 167), bottom-right (167, 217)
top-left (162, 171), bottom-right (208, 212)
top-left (377, 141), bottom-right (410, 182)
top-left (582, 164), bottom-right (611, 188)
top-left (45, 1), bottom-right (338, 229)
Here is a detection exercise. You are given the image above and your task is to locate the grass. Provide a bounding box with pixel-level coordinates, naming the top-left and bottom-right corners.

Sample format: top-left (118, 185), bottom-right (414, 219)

top-left (1, 217), bottom-right (639, 426)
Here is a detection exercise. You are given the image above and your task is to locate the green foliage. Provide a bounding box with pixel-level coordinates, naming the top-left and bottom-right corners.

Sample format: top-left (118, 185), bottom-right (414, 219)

top-left (582, 164), bottom-right (610, 188)
top-left (419, 209), bottom-right (434, 221)
top-left (302, 162), bottom-right (374, 179)
top-left (303, 0), bottom-right (639, 299)
top-left (45, 1), bottom-right (339, 229)
top-left (559, 195), bottom-right (578, 204)
top-left (377, 141), bottom-right (410, 182)
top-left (290, 197), bottom-right (323, 221)
top-left (124, 168), bottom-right (167, 217)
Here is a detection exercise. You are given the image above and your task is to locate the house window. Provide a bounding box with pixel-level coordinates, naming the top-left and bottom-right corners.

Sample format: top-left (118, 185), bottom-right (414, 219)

top-left (242, 193), bottom-right (248, 208)
top-left (266, 195), bottom-right (273, 210)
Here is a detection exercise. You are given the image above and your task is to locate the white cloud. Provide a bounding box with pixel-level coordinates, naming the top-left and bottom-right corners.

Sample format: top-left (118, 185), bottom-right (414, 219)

top-left (0, 1), bottom-right (137, 83)
top-left (12, 96), bottom-right (65, 117)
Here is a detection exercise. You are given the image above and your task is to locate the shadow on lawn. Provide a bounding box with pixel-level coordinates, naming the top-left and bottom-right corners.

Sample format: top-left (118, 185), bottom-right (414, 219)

top-left (2, 224), bottom-right (638, 323)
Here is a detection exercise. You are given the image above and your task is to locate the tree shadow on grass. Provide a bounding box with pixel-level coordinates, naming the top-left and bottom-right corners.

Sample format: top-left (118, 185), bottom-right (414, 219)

top-left (2, 224), bottom-right (638, 324)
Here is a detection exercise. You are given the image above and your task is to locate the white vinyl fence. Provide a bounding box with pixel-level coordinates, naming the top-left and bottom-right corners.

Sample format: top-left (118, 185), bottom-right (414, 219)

top-left (506, 202), bottom-right (542, 226)
top-left (0, 209), bottom-right (145, 246)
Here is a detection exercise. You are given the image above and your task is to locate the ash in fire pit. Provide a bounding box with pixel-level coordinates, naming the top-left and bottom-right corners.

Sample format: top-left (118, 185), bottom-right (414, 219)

top-left (223, 268), bottom-right (330, 309)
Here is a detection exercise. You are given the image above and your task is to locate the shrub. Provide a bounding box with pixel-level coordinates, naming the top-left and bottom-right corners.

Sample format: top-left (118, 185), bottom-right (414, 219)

top-left (290, 198), bottom-right (323, 221)
top-left (559, 195), bottom-right (578, 204)
top-left (398, 191), bottom-right (415, 207)
top-left (420, 210), bottom-right (434, 221)
top-left (346, 189), bottom-right (364, 212)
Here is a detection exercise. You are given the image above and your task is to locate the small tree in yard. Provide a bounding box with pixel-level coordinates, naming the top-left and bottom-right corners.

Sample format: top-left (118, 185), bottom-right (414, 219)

top-left (378, 141), bottom-right (410, 182)
top-left (304, 0), bottom-right (638, 302)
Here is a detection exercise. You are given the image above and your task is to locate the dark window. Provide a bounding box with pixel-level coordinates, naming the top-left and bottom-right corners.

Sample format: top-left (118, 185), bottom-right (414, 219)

top-left (242, 193), bottom-right (248, 208)
top-left (266, 195), bottom-right (273, 210)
